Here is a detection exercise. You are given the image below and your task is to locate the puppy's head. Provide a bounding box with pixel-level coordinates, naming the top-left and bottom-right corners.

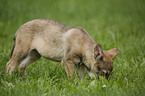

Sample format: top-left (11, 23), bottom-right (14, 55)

top-left (92, 44), bottom-right (119, 80)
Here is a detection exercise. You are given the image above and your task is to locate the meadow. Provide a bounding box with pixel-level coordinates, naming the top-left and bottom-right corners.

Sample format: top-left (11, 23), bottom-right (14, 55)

top-left (0, 0), bottom-right (145, 96)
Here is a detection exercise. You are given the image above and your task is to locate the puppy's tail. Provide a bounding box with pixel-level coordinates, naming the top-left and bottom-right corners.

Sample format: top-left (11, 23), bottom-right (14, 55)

top-left (10, 36), bottom-right (16, 57)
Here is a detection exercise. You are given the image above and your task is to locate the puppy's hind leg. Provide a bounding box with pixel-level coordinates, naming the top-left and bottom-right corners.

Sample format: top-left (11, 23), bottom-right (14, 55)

top-left (18, 49), bottom-right (41, 75)
top-left (6, 46), bottom-right (29, 75)
top-left (6, 34), bottom-right (32, 74)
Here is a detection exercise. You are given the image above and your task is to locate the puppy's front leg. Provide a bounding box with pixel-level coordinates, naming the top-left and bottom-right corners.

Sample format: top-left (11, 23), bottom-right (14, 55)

top-left (61, 59), bottom-right (75, 77)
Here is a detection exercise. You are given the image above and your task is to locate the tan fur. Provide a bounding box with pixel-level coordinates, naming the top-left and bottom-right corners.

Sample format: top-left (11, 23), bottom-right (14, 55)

top-left (6, 19), bottom-right (119, 80)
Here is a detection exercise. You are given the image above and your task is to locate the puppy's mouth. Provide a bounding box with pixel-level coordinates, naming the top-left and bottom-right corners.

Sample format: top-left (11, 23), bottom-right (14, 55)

top-left (88, 70), bottom-right (111, 81)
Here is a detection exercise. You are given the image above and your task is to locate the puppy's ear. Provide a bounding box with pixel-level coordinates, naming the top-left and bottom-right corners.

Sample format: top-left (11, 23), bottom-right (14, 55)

top-left (94, 44), bottom-right (103, 60)
top-left (106, 48), bottom-right (120, 59)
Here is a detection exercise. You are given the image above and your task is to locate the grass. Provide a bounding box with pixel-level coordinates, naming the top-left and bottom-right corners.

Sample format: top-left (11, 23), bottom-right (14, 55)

top-left (0, 0), bottom-right (145, 96)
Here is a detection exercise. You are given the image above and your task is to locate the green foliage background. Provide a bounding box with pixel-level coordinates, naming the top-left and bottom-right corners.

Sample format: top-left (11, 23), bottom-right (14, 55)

top-left (0, 0), bottom-right (145, 96)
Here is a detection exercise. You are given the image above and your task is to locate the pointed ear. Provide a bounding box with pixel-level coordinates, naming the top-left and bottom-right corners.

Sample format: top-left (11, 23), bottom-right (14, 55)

top-left (106, 48), bottom-right (120, 59)
top-left (94, 44), bottom-right (103, 60)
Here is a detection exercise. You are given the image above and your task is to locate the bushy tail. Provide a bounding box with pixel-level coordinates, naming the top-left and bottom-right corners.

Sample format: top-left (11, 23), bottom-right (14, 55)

top-left (10, 36), bottom-right (16, 57)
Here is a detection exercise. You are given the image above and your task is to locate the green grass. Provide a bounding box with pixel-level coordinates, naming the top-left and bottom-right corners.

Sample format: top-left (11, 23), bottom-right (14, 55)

top-left (0, 0), bottom-right (145, 96)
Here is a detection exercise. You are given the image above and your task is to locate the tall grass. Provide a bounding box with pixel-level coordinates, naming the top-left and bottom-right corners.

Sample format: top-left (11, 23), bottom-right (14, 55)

top-left (0, 0), bottom-right (145, 96)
